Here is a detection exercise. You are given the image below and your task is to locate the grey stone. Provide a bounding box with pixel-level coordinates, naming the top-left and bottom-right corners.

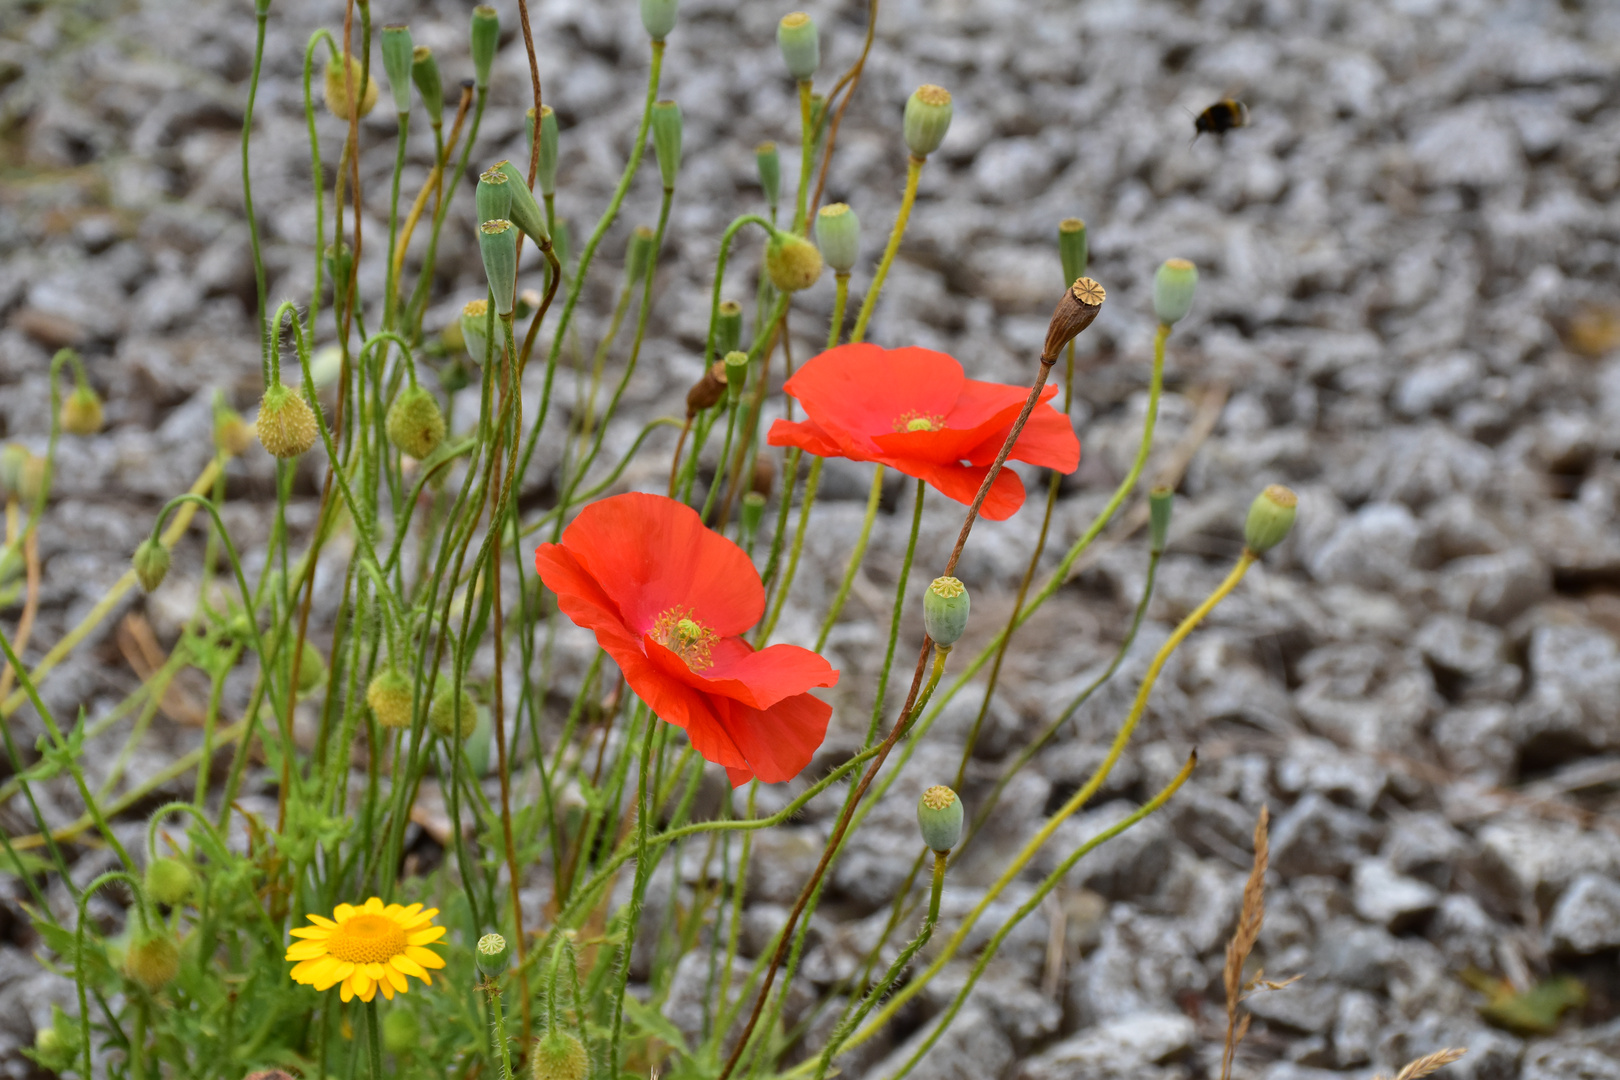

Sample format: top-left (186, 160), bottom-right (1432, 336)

top-left (1521, 1040), bottom-right (1620, 1080)
top-left (1014, 1013), bottom-right (1195, 1080)
top-left (1312, 917), bottom-right (1399, 992)
top-left (747, 827), bottom-right (822, 905)
top-left (1410, 105), bottom-right (1523, 189)
top-left (1333, 990), bottom-right (1380, 1067)
top-left (1545, 873), bottom-right (1620, 955)
top-left (1245, 981), bottom-right (1342, 1036)
top-left (1038, 799), bottom-right (1172, 902)
top-left (1383, 813), bottom-right (1473, 891)
top-left (1433, 703), bottom-right (1518, 784)
top-left (1352, 858), bottom-right (1441, 931)
top-left (873, 1004), bottom-right (1015, 1080)
top-left (1437, 548), bottom-right (1551, 625)
top-left (1270, 793), bottom-right (1382, 878)
top-left (1069, 906), bottom-right (1202, 1026)
top-left (1428, 893), bottom-right (1505, 971)
top-left (1308, 502), bottom-right (1424, 590)
top-left (1478, 816), bottom-right (1620, 907)
top-left (1516, 621), bottom-right (1620, 756)
top-left (1394, 352), bottom-right (1483, 417)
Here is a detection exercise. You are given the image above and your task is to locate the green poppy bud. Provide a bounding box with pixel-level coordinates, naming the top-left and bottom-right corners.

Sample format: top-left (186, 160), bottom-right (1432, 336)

top-left (1243, 484), bottom-right (1298, 555)
top-left (715, 300), bottom-right (743, 358)
top-left (470, 6), bottom-right (499, 91)
top-left (296, 640), bottom-right (327, 696)
top-left (323, 53), bottom-right (379, 120)
top-left (917, 785), bottom-right (963, 853)
top-left (383, 1008), bottom-right (420, 1055)
top-left (741, 491), bottom-right (766, 546)
top-left (1153, 258), bottom-right (1198, 325)
top-left (756, 141), bottom-right (780, 211)
top-left (15, 453), bottom-right (45, 504)
top-left (132, 538), bottom-right (169, 593)
top-left (386, 385), bottom-right (446, 459)
top-left (626, 225), bottom-right (656, 286)
top-left (380, 25), bottom-right (414, 114)
top-left (476, 932), bottom-right (509, 977)
top-left (651, 99), bottom-right (682, 190)
top-left (411, 45), bottom-right (444, 125)
top-left (777, 13), bottom-right (819, 81)
top-left (430, 680), bottom-right (477, 739)
top-left (461, 299), bottom-right (494, 365)
top-left (765, 232), bottom-right (822, 292)
top-left (1148, 485), bottom-right (1173, 555)
top-left (531, 1029), bottom-right (589, 1080)
top-left (0, 443), bottom-right (27, 498)
top-left (214, 405), bottom-right (253, 457)
top-left (903, 84), bottom-right (952, 159)
top-left (61, 385), bottom-right (104, 435)
top-left (640, 0), bottom-right (677, 41)
top-left (529, 104), bottom-right (560, 196)
top-left (124, 930), bottom-right (180, 992)
top-left (923, 576), bottom-right (970, 647)
top-left (491, 160), bottom-right (549, 245)
top-left (366, 669), bottom-right (415, 729)
top-left (255, 383), bottom-right (319, 459)
top-left (814, 202), bottom-right (860, 274)
top-left (722, 350), bottom-right (749, 405)
top-left (478, 219), bottom-right (518, 316)
top-left (1058, 217), bottom-right (1088, 289)
top-left (144, 857), bottom-right (194, 907)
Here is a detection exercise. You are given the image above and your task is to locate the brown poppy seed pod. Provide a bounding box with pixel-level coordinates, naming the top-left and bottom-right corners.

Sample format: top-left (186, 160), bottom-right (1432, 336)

top-left (685, 362), bottom-right (728, 418)
top-left (1042, 276), bottom-right (1106, 361)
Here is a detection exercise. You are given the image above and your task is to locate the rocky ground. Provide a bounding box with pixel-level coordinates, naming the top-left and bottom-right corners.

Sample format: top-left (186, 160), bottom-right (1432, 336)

top-left (4, 0), bottom-right (1620, 1076)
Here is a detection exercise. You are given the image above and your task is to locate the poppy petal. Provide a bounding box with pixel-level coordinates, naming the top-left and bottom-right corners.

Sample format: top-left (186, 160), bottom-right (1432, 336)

top-left (783, 345), bottom-right (965, 450)
top-left (725, 765), bottom-right (756, 787)
top-left (766, 417), bottom-right (859, 460)
top-left (642, 635), bottom-right (838, 710)
top-left (712, 691), bottom-right (834, 785)
top-left (914, 461), bottom-right (1027, 520)
top-left (623, 651), bottom-right (750, 770)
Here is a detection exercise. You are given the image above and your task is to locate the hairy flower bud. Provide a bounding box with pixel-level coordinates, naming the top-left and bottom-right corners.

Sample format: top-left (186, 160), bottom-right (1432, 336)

top-left (639, 0), bottom-right (677, 41)
top-left (923, 576), bottom-right (970, 647)
top-left (0, 443), bottom-right (27, 498)
top-left (430, 681), bottom-right (477, 739)
top-left (1058, 218), bottom-right (1088, 289)
top-left (132, 539), bottom-right (170, 592)
top-left (61, 385), bottom-right (104, 435)
top-left (903, 84), bottom-right (952, 159)
top-left (296, 640), bottom-right (327, 696)
top-left (476, 933), bottom-right (509, 977)
top-left (214, 406), bottom-right (253, 457)
top-left (411, 46), bottom-right (444, 125)
top-left (531, 1030), bottom-right (589, 1080)
top-left (651, 99), bottom-right (682, 190)
top-left (777, 13), bottom-right (819, 81)
top-left (917, 785), bottom-right (964, 853)
top-left (323, 53), bottom-right (379, 120)
top-left (124, 930), bottom-right (181, 992)
top-left (16, 453), bottom-right (46, 504)
top-left (256, 383), bottom-right (319, 459)
top-left (815, 203), bottom-right (860, 274)
top-left (1153, 258), bottom-right (1198, 325)
top-left (1148, 485), bottom-right (1174, 555)
top-left (386, 385), bottom-right (446, 460)
top-left (756, 142), bottom-right (780, 210)
top-left (530, 104), bottom-right (560, 196)
top-left (380, 25), bottom-right (414, 114)
top-left (765, 232), bottom-right (822, 293)
top-left (144, 857), bottom-right (194, 907)
top-left (461, 299), bottom-right (494, 365)
top-left (1244, 484), bottom-right (1298, 555)
top-left (470, 6), bottom-right (499, 91)
top-left (366, 669), bottom-right (414, 729)
top-left (686, 363), bottom-right (727, 418)
top-left (478, 219), bottom-right (519, 316)
top-left (1042, 277), bottom-right (1105, 361)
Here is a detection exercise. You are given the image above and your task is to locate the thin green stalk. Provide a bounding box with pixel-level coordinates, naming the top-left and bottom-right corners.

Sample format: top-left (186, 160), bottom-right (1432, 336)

top-left (365, 1000), bottom-right (383, 1080)
top-left (827, 272), bottom-right (849, 351)
top-left (814, 466), bottom-right (884, 652)
top-left (757, 457), bottom-right (821, 643)
top-left (849, 155), bottom-right (923, 344)
top-left (244, 0), bottom-right (272, 376)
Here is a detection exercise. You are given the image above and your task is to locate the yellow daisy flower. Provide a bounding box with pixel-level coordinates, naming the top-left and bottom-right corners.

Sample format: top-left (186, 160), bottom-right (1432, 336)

top-left (285, 897), bottom-right (446, 1002)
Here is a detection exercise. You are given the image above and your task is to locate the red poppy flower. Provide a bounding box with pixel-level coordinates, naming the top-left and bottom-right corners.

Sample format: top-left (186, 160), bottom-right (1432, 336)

top-left (534, 492), bottom-right (839, 786)
top-left (766, 344), bottom-right (1080, 520)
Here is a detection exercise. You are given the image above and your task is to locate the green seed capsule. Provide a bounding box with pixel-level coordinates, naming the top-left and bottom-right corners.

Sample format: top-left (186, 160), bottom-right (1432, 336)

top-left (478, 219), bottom-right (518, 316)
top-left (476, 933), bottom-right (509, 977)
top-left (491, 160), bottom-right (550, 245)
top-left (651, 99), bottom-right (682, 190)
top-left (477, 165), bottom-right (513, 225)
top-left (530, 104), bottom-right (560, 196)
top-left (903, 84), bottom-right (952, 159)
top-left (411, 46), bottom-right (443, 125)
top-left (756, 141), bottom-right (781, 211)
top-left (1058, 217), bottom-right (1088, 289)
top-left (777, 12), bottom-right (819, 81)
top-left (715, 300), bottom-right (743, 358)
top-left (380, 25), bottom-right (414, 114)
top-left (1243, 485), bottom-right (1298, 555)
top-left (461, 299), bottom-right (495, 365)
top-left (640, 0), bottom-right (677, 41)
top-left (923, 576), bottom-right (970, 647)
top-left (1153, 258), bottom-right (1198, 325)
top-left (917, 785), bottom-right (963, 853)
top-left (1148, 485), bottom-right (1173, 555)
top-left (470, 6), bottom-right (499, 91)
top-left (724, 351), bottom-right (749, 405)
top-left (814, 202), bottom-right (860, 274)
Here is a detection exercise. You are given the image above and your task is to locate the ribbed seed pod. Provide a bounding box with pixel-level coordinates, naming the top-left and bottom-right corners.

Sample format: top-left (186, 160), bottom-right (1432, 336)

top-left (461, 299), bottom-right (494, 365)
top-left (477, 166), bottom-right (513, 225)
top-left (411, 46), bottom-right (444, 125)
top-left (380, 25), bottom-right (414, 114)
top-left (756, 142), bottom-right (780, 210)
top-left (923, 576), bottom-right (970, 646)
top-left (1058, 218), bottom-right (1088, 288)
top-left (777, 13), bottom-right (819, 81)
top-left (470, 6), bottom-right (499, 91)
top-left (651, 99), bottom-right (682, 190)
top-left (639, 0), bottom-right (677, 41)
top-left (478, 220), bottom-right (518, 316)
top-left (1153, 258), bottom-right (1198, 325)
top-left (530, 104), bottom-right (560, 197)
top-left (815, 203), bottom-right (860, 274)
top-left (492, 160), bottom-right (550, 245)
top-left (714, 300), bottom-right (743, 357)
top-left (1243, 485), bottom-right (1298, 555)
top-left (917, 785), bottom-right (964, 853)
top-left (903, 84), bottom-right (952, 158)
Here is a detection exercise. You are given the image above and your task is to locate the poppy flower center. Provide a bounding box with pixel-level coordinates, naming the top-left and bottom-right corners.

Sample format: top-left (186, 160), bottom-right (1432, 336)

top-left (651, 607), bottom-right (718, 671)
top-left (894, 410), bottom-right (944, 433)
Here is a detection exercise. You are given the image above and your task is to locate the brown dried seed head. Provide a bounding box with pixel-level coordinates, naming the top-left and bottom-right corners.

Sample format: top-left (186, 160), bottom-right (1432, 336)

top-left (686, 362), bottom-right (729, 417)
top-left (1042, 276), bottom-right (1105, 360)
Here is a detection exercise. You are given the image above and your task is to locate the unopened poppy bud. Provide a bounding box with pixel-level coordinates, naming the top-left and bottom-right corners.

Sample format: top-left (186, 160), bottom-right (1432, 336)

top-left (741, 491), bottom-right (766, 545)
top-left (296, 640), bottom-right (327, 696)
top-left (16, 453), bottom-right (46, 504)
top-left (531, 1029), bottom-right (589, 1080)
top-left (470, 6), bottom-right (499, 91)
top-left (903, 84), bottom-right (952, 159)
top-left (686, 363), bottom-right (727, 417)
top-left (0, 443), bottom-right (27, 498)
top-left (475, 932), bottom-right (508, 976)
top-left (60, 385), bottom-right (103, 435)
top-left (715, 300), bottom-right (744, 358)
top-left (1243, 484), bottom-right (1297, 555)
top-left (323, 53), bottom-right (379, 120)
top-left (640, 0), bottom-right (677, 40)
top-left (626, 225), bottom-right (656, 286)
top-left (461, 299), bottom-right (493, 365)
top-left (386, 385), bottom-right (446, 459)
top-left (383, 1009), bottom-right (419, 1055)
top-left (366, 669), bottom-right (414, 729)
top-left (777, 13), bottom-right (819, 81)
top-left (411, 46), bottom-right (444, 125)
top-left (815, 203), bottom-right (860, 274)
top-left (430, 681), bottom-right (477, 739)
top-left (1042, 277), bottom-right (1105, 361)
top-left (1058, 218), bottom-right (1088, 289)
top-left (132, 539), bottom-right (170, 593)
top-left (756, 142), bottom-right (780, 211)
top-left (380, 25), bottom-right (414, 114)
top-left (144, 857), bottom-right (193, 907)
top-left (1148, 485), bottom-right (1173, 555)
top-left (917, 785), bottom-right (963, 853)
top-left (530, 104), bottom-right (560, 196)
top-left (651, 99), bottom-right (682, 190)
top-left (256, 383), bottom-right (319, 458)
top-left (477, 165), bottom-right (512, 225)
top-left (214, 407), bottom-right (253, 457)
top-left (492, 160), bottom-right (550, 246)
top-left (1153, 258), bottom-right (1198, 326)
top-left (723, 351), bottom-right (749, 404)
top-left (765, 232), bottom-right (822, 292)
top-left (124, 930), bottom-right (180, 992)
top-left (479, 220), bottom-right (518, 316)
top-left (923, 576), bottom-right (970, 647)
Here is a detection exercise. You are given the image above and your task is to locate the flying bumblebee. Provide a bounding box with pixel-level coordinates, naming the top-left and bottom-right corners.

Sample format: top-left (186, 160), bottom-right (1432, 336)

top-left (1193, 98), bottom-right (1249, 140)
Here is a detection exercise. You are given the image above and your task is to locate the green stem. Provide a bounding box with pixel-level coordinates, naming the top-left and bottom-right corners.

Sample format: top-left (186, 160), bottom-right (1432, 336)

top-left (814, 466), bottom-right (884, 652)
top-left (365, 999), bottom-right (383, 1080)
top-left (849, 155), bottom-right (923, 344)
top-left (756, 457), bottom-right (821, 644)
top-left (244, 0), bottom-right (271, 377)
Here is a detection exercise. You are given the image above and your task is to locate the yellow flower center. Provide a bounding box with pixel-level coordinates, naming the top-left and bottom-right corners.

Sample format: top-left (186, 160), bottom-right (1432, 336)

top-left (327, 914), bottom-right (408, 964)
top-left (651, 607), bottom-right (717, 671)
top-left (894, 411), bottom-right (944, 433)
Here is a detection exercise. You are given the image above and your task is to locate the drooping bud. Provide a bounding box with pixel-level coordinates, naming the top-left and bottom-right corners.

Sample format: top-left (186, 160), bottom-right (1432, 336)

top-left (124, 930), bottom-right (181, 992)
top-left (724, 351), bottom-right (749, 404)
top-left (478, 219), bottom-right (519, 316)
top-left (366, 669), bottom-right (415, 729)
top-left (296, 640), bottom-right (327, 696)
top-left (777, 13), bottom-right (820, 81)
top-left (461, 299), bottom-right (495, 365)
top-left (815, 203), bottom-right (860, 274)
top-left (491, 160), bottom-right (550, 246)
top-left (917, 785), bottom-right (964, 854)
top-left (639, 0), bottom-right (677, 41)
top-left (715, 300), bottom-right (744, 358)
top-left (741, 491), bottom-right (766, 546)
top-left (133, 538), bottom-right (170, 593)
top-left (1148, 485), bottom-right (1173, 555)
top-left (214, 406), bottom-right (253, 457)
top-left (476, 933), bottom-right (509, 977)
top-left (530, 104), bottom-right (560, 196)
top-left (380, 25), bottom-right (415, 115)
top-left (323, 53), bottom-right (380, 120)
top-left (903, 84), bottom-right (952, 159)
top-left (16, 453), bottom-right (46, 504)
top-left (470, 6), bottom-right (499, 91)
top-left (650, 101), bottom-right (683, 193)
top-left (626, 225), bottom-right (656, 286)
top-left (1042, 277), bottom-right (1105, 361)
top-left (255, 383), bottom-right (319, 459)
top-left (430, 680), bottom-right (477, 739)
top-left (0, 443), bottom-right (27, 498)
top-left (411, 46), bottom-right (444, 125)
top-left (756, 142), bottom-right (780, 211)
top-left (61, 385), bottom-right (104, 435)
top-left (1153, 258), bottom-right (1198, 326)
top-left (531, 1029), bottom-right (589, 1080)
top-left (386, 385), bottom-right (446, 459)
top-left (1243, 484), bottom-right (1297, 555)
top-left (382, 1009), bottom-right (420, 1055)
top-left (1058, 218), bottom-right (1087, 289)
top-left (477, 165), bottom-right (513, 225)
top-left (923, 576), bottom-right (970, 647)
top-left (144, 857), bottom-right (194, 907)
top-left (686, 363), bottom-right (727, 417)
top-left (765, 232), bottom-right (822, 292)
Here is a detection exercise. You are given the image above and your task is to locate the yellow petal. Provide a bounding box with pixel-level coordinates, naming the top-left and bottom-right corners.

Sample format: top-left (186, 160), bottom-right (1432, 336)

top-left (314, 961), bottom-right (355, 992)
top-left (399, 903), bottom-right (424, 919)
top-left (390, 954), bottom-right (428, 980)
top-left (400, 907), bottom-right (439, 928)
top-left (289, 926), bottom-right (333, 940)
top-left (286, 941), bottom-right (330, 961)
top-left (339, 979), bottom-right (355, 1003)
top-left (378, 978), bottom-right (395, 1000)
top-left (334, 904), bottom-right (357, 922)
top-left (383, 964), bottom-right (409, 993)
top-left (406, 926), bottom-right (446, 946)
top-left (307, 914), bottom-right (338, 929)
top-left (290, 959), bottom-right (322, 982)
top-left (404, 946), bottom-right (446, 970)
top-left (350, 968), bottom-right (373, 999)
top-left (362, 897), bottom-right (385, 913)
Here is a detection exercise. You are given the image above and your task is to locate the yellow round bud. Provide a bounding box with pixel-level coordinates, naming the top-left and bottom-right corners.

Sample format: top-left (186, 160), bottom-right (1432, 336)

top-left (386, 386), bottom-right (446, 460)
top-left (61, 386), bottom-right (104, 435)
top-left (531, 1030), bottom-right (589, 1080)
top-left (124, 930), bottom-right (181, 992)
top-left (323, 53), bottom-right (380, 120)
top-left (765, 233), bottom-right (823, 293)
top-left (430, 681), bottom-right (477, 739)
top-left (366, 669), bottom-right (414, 729)
top-left (256, 383), bottom-right (319, 459)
